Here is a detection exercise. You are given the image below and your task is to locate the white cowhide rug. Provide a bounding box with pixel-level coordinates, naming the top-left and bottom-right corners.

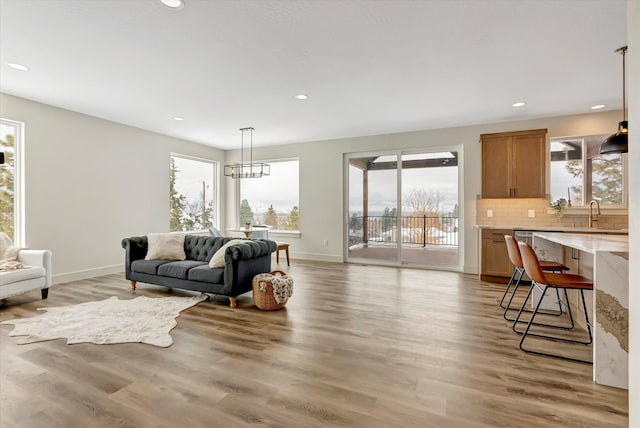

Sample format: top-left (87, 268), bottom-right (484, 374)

top-left (0, 294), bottom-right (207, 347)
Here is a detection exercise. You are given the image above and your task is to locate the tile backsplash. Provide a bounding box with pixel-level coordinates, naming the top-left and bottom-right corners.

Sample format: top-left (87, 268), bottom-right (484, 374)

top-left (475, 198), bottom-right (628, 229)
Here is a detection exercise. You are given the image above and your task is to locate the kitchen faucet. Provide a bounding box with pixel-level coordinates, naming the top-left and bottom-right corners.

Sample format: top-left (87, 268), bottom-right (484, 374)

top-left (589, 200), bottom-right (601, 228)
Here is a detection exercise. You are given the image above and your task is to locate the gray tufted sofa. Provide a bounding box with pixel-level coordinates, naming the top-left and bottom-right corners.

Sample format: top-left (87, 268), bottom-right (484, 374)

top-left (121, 235), bottom-right (277, 308)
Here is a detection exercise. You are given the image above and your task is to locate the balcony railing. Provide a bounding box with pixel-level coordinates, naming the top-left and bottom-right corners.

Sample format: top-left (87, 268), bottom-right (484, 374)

top-left (349, 215), bottom-right (458, 247)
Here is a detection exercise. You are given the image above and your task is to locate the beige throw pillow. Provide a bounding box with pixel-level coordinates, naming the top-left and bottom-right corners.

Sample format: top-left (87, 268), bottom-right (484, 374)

top-left (209, 239), bottom-right (245, 268)
top-left (2, 245), bottom-right (22, 261)
top-left (0, 232), bottom-right (23, 261)
top-left (145, 233), bottom-right (186, 260)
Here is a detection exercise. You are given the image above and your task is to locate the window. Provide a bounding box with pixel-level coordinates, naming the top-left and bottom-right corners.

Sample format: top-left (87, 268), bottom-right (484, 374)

top-left (550, 135), bottom-right (626, 206)
top-left (169, 154), bottom-right (218, 232)
top-left (240, 159), bottom-right (299, 232)
top-left (0, 119), bottom-right (23, 244)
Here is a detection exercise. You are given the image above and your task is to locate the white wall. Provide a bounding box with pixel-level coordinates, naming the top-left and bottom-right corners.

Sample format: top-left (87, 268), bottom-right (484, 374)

top-left (627, 0), bottom-right (639, 423)
top-left (0, 93), bottom-right (225, 283)
top-left (225, 109), bottom-right (623, 273)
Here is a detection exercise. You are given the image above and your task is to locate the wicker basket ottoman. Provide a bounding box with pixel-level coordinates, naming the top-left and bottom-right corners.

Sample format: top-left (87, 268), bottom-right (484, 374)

top-left (252, 270), bottom-right (293, 310)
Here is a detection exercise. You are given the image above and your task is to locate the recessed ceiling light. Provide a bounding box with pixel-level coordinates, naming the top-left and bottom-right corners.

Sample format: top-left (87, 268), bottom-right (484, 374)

top-left (7, 62), bottom-right (28, 71)
top-left (295, 94), bottom-right (309, 100)
top-left (160, 0), bottom-right (184, 10)
top-left (173, 116), bottom-right (184, 121)
top-left (591, 104), bottom-right (606, 110)
top-left (512, 102), bottom-right (526, 108)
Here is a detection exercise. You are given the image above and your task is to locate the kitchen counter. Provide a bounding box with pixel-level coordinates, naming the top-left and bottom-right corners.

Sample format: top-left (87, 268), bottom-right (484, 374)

top-left (476, 225), bottom-right (628, 234)
top-left (532, 232), bottom-right (628, 390)
top-left (533, 232), bottom-right (628, 253)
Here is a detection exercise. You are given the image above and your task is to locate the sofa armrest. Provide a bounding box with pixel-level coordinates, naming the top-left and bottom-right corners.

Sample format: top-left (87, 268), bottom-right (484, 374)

top-left (121, 236), bottom-right (148, 260)
top-left (221, 240), bottom-right (276, 293)
top-left (225, 239), bottom-right (277, 263)
top-left (121, 236), bottom-right (148, 279)
top-left (17, 250), bottom-right (52, 287)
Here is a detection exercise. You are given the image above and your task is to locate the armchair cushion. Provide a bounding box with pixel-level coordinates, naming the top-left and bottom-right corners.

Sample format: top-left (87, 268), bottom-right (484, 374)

top-left (0, 267), bottom-right (46, 286)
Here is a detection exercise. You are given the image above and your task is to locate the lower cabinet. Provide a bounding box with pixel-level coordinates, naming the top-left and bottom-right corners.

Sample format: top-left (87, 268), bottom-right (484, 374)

top-left (481, 229), bottom-right (514, 283)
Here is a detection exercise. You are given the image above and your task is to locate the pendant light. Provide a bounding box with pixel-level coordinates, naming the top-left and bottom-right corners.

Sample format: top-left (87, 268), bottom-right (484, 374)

top-left (600, 46), bottom-right (628, 154)
top-left (223, 127), bottom-right (270, 179)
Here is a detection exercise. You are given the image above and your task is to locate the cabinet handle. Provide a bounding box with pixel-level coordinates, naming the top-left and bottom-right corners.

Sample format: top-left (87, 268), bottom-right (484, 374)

top-left (572, 248), bottom-right (579, 260)
top-left (512, 188), bottom-right (516, 197)
top-left (492, 240), bottom-right (504, 243)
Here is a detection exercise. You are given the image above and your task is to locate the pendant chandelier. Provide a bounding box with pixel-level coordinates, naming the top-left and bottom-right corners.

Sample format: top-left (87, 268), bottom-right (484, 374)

top-left (223, 127), bottom-right (270, 179)
top-left (600, 46), bottom-right (628, 154)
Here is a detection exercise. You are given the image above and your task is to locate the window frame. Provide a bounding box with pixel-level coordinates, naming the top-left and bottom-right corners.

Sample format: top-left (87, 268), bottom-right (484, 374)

top-left (549, 135), bottom-right (628, 210)
top-left (237, 157), bottom-right (300, 235)
top-left (169, 152), bottom-right (220, 233)
top-left (0, 118), bottom-right (25, 246)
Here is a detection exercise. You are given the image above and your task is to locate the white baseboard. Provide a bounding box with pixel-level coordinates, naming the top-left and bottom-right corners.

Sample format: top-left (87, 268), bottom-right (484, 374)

top-left (51, 260), bottom-right (476, 284)
top-left (273, 252), bottom-right (343, 263)
top-left (463, 264), bottom-right (478, 275)
top-left (53, 264), bottom-right (123, 285)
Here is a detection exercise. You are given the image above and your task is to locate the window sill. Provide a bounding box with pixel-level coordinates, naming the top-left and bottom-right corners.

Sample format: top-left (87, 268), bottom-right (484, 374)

top-left (269, 230), bottom-right (301, 239)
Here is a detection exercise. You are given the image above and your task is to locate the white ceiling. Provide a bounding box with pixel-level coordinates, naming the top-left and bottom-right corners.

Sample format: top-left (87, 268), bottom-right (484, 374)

top-left (0, 0), bottom-right (628, 149)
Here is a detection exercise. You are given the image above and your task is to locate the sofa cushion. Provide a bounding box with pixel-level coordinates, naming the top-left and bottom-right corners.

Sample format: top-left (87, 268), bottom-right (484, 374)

top-left (188, 265), bottom-right (225, 283)
top-left (145, 233), bottom-right (186, 260)
top-left (0, 267), bottom-right (46, 286)
top-left (131, 259), bottom-right (173, 275)
top-left (157, 260), bottom-right (207, 279)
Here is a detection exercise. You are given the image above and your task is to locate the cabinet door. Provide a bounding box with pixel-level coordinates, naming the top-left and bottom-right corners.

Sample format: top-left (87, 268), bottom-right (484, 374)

top-left (481, 128), bottom-right (547, 199)
top-left (481, 135), bottom-right (511, 198)
top-left (482, 237), bottom-right (513, 277)
top-left (512, 133), bottom-right (546, 198)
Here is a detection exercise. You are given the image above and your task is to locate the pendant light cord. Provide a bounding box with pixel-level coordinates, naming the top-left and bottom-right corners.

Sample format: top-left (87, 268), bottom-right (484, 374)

top-left (616, 46), bottom-right (628, 122)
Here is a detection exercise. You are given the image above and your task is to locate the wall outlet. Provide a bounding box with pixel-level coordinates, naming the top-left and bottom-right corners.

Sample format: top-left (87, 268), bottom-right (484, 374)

top-left (323, 239), bottom-right (329, 246)
top-left (487, 209), bottom-right (493, 218)
top-left (528, 209), bottom-right (535, 218)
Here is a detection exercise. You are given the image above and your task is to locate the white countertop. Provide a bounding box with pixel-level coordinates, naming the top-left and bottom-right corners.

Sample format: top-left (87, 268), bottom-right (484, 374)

top-left (533, 232), bottom-right (629, 254)
top-left (476, 225), bottom-right (628, 233)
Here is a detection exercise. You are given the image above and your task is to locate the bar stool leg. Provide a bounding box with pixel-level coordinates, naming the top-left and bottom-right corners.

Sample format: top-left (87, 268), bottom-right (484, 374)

top-left (512, 284), bottom-right (574, 334)
top-left (500, 267), bottom-right (523, 309)
top-left (518, 285), bottom-right (593, 364)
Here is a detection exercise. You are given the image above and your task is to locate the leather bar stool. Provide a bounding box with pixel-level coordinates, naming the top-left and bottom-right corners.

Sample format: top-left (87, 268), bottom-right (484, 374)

top-left (501, 235), bottom-right (569, 323)
top-left (515, 242), bottom-right (593, 363)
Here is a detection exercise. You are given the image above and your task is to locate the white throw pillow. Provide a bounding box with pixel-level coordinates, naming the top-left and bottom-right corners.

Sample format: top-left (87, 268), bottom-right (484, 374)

top-left (209, 239), bottom-right (246, 268)
top-left (145, 233), bottom-right (186, 260)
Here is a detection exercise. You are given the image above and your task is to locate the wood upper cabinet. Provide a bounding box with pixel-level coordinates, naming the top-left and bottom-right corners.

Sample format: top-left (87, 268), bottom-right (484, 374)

top-left (481, 129), bottom-right (547, 198)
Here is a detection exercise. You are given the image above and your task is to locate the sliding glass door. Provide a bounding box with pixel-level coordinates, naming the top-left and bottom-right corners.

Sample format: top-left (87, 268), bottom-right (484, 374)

top-left (347, 154), bottom-right (399, 264)
top-left (346, 149), bottom-right (460, 269)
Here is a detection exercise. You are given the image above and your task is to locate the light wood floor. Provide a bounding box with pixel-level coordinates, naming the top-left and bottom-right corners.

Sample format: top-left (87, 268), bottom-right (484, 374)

top-left (0, 261), bottom-right (628, 427)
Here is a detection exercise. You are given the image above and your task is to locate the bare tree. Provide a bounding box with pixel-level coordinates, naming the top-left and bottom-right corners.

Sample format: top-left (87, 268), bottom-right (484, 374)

top-left (403, 188), bottom-right (443, 216)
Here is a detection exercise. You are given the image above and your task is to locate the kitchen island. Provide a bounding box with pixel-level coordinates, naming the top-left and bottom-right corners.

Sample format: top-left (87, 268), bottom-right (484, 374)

top-left (532, 232), bottom-right (628, 390)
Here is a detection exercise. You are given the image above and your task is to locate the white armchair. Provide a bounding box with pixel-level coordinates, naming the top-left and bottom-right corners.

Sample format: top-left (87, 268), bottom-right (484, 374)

top-left (0, 250), bottom-right (52, 300)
